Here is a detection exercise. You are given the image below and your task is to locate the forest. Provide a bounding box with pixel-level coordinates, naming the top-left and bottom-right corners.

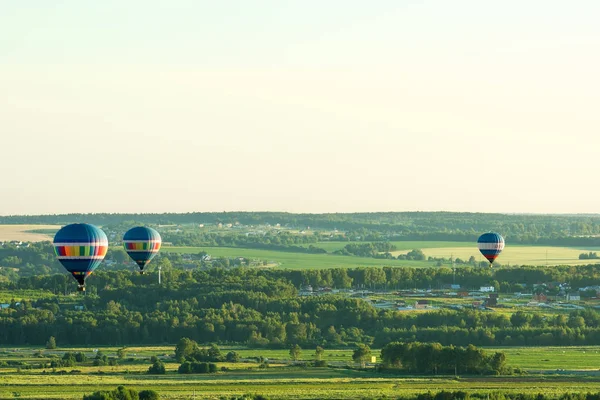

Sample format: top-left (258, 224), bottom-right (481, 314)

top-left (0, 266), bottom-right (598, 347)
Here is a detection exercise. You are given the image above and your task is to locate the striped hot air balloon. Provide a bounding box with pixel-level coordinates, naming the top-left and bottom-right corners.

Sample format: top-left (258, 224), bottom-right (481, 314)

top-left (477, 232), bottom-right (505, 267)
top-left (123, 227), bottom-right (161, 274)
top-left (53, 223), bottom-right (108, 291)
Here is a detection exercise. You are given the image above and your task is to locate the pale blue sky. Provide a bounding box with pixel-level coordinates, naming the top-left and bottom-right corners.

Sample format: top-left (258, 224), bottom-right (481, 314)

top-left (1, 1), bottom-right (599, 214)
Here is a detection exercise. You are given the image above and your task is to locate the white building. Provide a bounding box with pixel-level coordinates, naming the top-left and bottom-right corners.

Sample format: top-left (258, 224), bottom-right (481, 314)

top-left (480, 286), bottom-right (495, 293)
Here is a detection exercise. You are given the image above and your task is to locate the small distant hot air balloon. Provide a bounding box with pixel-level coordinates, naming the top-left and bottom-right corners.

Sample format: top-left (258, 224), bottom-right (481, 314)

top-left (477, 232), bottom-right (505, 267)
top-left (53, 223), bottom-right (108, 291)
top-left (123, 227), bottom-right (161, 274)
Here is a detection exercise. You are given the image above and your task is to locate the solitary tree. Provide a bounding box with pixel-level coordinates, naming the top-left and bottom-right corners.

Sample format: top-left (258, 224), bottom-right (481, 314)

top-left (175, 337), bottom-right (198, 362)
top-left (117, 347), bottom-right (128, 360)
top-left (46, 336), bottom-right (57, 350)
top-left (315, 346), bottom-right (324, 361)
top-left (352, 344), bottom-right (371, 368)
top-left (289, 344), bottom-right (302, 361)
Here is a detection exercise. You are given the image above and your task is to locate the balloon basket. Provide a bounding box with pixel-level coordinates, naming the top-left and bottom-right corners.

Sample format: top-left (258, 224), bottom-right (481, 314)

top-left (77, 286), bottom-right (86, 292)
top-left (139, 270), bottom-right (145, 275)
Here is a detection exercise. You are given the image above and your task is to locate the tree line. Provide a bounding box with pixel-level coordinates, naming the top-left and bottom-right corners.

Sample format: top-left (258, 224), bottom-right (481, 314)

top-left (7, 211), bottom-right (600, 246)
top-left (380, 342), bottom-right (507, 375)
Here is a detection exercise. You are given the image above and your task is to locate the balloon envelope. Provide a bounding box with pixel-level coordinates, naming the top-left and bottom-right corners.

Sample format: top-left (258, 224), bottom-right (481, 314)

top-left (53, 223), bottom-right (108, 290)
top-left (477, 232), bottom-right (505, 266)
top-left (123, 227), bottom-right (161, 273)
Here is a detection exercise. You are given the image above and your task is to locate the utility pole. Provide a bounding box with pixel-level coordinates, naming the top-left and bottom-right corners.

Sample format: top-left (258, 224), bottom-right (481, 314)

top-left (158, 266), bottom-right (162, 285)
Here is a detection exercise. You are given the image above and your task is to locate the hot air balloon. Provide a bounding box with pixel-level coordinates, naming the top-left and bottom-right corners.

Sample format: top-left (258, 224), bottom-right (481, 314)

top-left (53, 223), bottom-right (108, 291)
top-left (123, 227), bottom-right (161, 274)
top-left (477, 232), bottom-right (505, 267)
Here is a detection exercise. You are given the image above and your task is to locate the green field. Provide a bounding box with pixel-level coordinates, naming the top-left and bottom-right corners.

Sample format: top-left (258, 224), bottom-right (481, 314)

top-left (493, 346), bottom-right (600, 370)
top-left (0, 345), bottom-right (599, 399)
top-left (400, 244), bottom-right (600, 267)
top-left (0, 290), bottom-right (64, 303)
top-left (163, 241), bottom-right (600, 269)
top-left (306, 241), bottom-right (475, 253)
top-left (5, 346), bottom-right (598, 371)
top-left (163, 246), bottom-right (431, 269)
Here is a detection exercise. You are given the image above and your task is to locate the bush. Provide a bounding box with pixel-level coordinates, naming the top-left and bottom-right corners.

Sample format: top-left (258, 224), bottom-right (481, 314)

top-left (178, 362), bottom-right (192, 374)
top-left (83, 385), bottom-right (140, 400)
top-left (148, 361), bottom-right (166, 375)
top-left (226, 351), bottom-right (240, 363)
top-left (178, 362), bottom-right (218, 374)
top-left (194, 362), bottom-right (209, 374)
top-left (313, 360), bottom-right (327, 367)
top-left (139, 390), bottom-right (160, 400)
top-left (93, 352), bottom-right (108, 367)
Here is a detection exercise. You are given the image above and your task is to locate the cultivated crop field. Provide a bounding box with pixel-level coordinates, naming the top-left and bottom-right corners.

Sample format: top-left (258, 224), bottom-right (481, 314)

top-left (0, 225), bottom-right (60, 242)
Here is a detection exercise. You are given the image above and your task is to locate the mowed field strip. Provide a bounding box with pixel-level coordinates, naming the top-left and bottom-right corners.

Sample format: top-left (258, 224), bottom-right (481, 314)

top-left (0, 225), bottom-right (60, 242)
top-left (392, 245), bottom-right (598, 266)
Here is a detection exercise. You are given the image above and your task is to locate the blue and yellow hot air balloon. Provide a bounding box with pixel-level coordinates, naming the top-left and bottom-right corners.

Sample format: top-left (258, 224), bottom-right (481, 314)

top-left (53, 223), bottom-right (108, 291)
top-left (123, 227), bottom-right (161, 274)
top-left (477, 232), bottom-right (505, 267)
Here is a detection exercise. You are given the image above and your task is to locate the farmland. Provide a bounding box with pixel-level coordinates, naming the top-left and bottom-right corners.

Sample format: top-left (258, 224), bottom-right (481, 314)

top-left (2, 221), bottom-right (600, 268)
top-left (0, 346), bottom-right (599, 399)
top-left (162, 241), bottom-right (600, 269)
top-left (0, 225), bottom-right (59, 243)
top-left (1, 216), bottom-right (600, 399)
top-left (163, 245), bottom-right (430, 269)
top-left (397, 245), bottom-right (600, 267)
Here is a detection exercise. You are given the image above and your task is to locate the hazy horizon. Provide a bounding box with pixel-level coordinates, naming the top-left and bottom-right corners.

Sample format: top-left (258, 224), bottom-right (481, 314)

top-left (2, 1), bottom-right (599, 215)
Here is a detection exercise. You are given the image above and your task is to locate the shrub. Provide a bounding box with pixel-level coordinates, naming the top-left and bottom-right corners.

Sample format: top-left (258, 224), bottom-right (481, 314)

top-left (226, 351), bottom-right (240, 363)
top-left (178, 362), bottom-right (192, 374)
top-left (148, 361), bottom-right (166, 375)
top-left (139, 390), bottom-right (160, 400)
